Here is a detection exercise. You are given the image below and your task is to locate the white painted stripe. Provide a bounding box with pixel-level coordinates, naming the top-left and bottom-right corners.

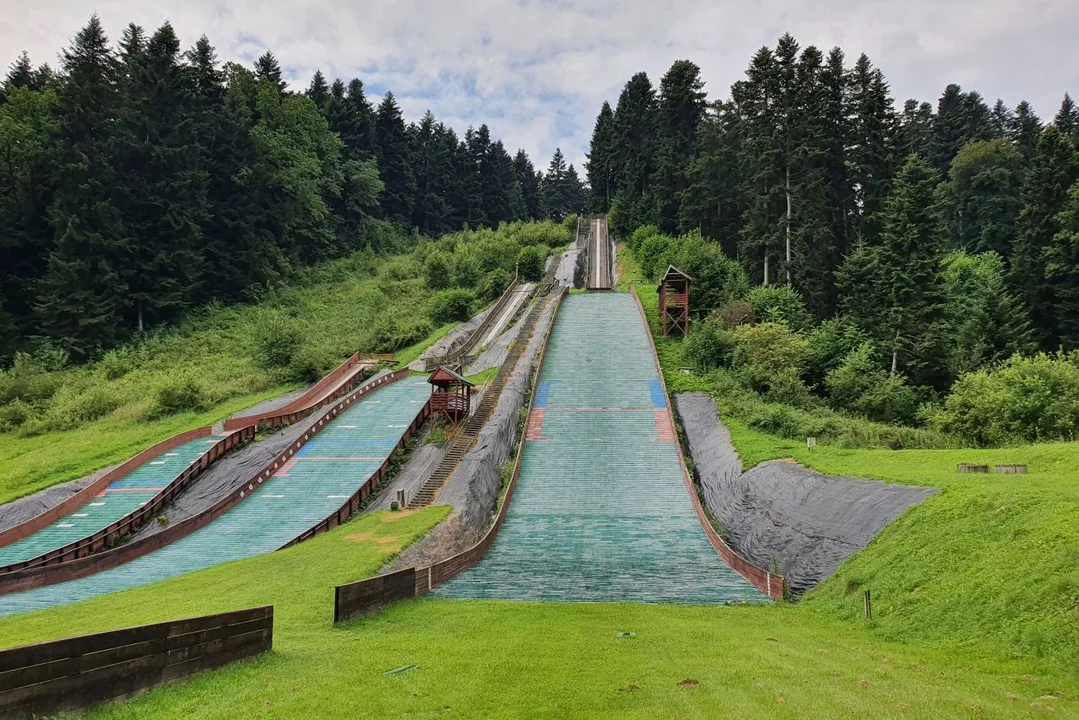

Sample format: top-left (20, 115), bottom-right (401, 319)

top-left (57, 523), bottom-right (74, 528)
top-left (89, 502), bottom-right (105, 506)
top-left (263, 494), bottom-right (285, 498)
top-left (72, 514), bottom-right (88, 518)
top-left (165, 453), bottom-right (179, 456)
top-left (150, 461), bottom-right (166, 465)
top-left (327, 495), bottom-right (349, 499)
top-left (340, 425), bottom-right (357, 429)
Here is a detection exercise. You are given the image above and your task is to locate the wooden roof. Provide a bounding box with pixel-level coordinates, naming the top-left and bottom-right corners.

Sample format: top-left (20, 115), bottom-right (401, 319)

top-left (428, 366), bottom-right (474, 387)
top-left (658, 265), bottom-right (692, 290)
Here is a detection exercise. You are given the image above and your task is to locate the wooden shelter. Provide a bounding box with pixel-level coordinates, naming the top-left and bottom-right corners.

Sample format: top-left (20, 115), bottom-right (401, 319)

top-left (657, 265), bottom-right (692, 336)
top-left (428, 366), bottom-right (474, 422)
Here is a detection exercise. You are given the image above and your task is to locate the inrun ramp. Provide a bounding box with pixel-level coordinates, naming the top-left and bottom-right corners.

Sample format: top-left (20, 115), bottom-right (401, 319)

top-left (436, 294), bottom-right (765, 603)
top-left (0, 436), bottom-right (219, 566)
top-left (0, 377), bottom-right (431, 618)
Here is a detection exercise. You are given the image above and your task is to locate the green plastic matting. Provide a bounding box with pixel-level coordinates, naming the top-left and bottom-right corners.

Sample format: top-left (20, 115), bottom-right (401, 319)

top-left (0, 436), bottom-right (217, 567)
top-left (0, 378), bottom-right (432, 618)
top-left (435, 294), bottom-right (766, 604)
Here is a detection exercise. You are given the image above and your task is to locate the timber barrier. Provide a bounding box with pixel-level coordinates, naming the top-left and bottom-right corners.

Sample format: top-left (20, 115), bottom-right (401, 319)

top-left (0, 606), bottom-right (272, 718)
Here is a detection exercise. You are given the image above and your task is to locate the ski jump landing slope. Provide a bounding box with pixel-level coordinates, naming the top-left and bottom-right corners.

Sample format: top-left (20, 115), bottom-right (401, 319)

top-left (0, 377), bottom-right (431, 618)
top-left (436, 293), bottom-right (765, 603)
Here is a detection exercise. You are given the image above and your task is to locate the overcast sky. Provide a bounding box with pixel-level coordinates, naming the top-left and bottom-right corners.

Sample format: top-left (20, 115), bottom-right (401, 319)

top-left (6, 1), bottom-right (1078, 171)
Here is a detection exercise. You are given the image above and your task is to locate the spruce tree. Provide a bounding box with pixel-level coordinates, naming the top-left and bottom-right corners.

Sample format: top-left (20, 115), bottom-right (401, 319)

top-left (650, 59), bottom-right (706, 233)
top-left (410, 110), bottom-right (451, 234)
top-left (38, 15), bottom-right (130, 359)
top-left (1010, 127), bottom-right (1079, 349)
top-left (4, 52), bottom-right (35, 89)
top-left (610, 72), bottom-right (657, 233)
top-left (1054, 93), bottom-right (1078, 136)
top-left (254, 51), bottom-right (286, 92)
top-left (541, 148), bottom-right (572, 221)
top-left (306, 70), bottom-right (329, 110)
top-left (1046, 182), bottom-right (1079, 348)
top-left (898, 99), bottom-right (934, 160)
top-left (678, 101), bottom-right (742, 257)
top-left (990, 99), bottom-right (1013, 138)
top-left (1008, 101), bottom-right (1043, 159)
top-left (585, 101), bottom-right (616, 212)
top-left (513, 150), bottom-right (542, 221)
top-left (374, 92), bottom-right (415, 224)
top-left (839, 155), bottom-right (950, 389)
top-left (847, 55), bottom-right (898, 243)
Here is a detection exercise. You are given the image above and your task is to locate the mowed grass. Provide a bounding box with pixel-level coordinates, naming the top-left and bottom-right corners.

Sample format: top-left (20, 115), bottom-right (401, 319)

top-left (0, 253), bottom-right (461, 505)
top-left (0, 505), bottom-right (1072, 719)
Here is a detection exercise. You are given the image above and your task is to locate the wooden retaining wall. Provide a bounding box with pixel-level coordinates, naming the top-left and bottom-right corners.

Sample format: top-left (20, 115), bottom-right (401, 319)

top-left (0, 606), bottom-right (272, 719)
top-left (0, 371), bottom-right (412, 597)
top-left (334, 568), bottom-right (416, 623)
top-left (629, 285), bottom-right (787, 601)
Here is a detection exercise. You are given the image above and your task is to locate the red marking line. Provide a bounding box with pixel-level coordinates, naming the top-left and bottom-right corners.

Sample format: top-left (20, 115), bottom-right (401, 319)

top-left (294, 456), bottom-right (385, 461)
top-left (653, 410), bottom-right (677, 443)
top-left (104, 488), bottom-right (163, 494)
top-left (539, 407), bottom-right (655, 412)
top-left (525, 409), bottom-right (547, 441)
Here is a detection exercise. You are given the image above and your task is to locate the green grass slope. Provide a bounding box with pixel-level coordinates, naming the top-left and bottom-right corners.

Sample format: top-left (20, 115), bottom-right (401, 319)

top-left (0, 505), bottom-right (1072, 719)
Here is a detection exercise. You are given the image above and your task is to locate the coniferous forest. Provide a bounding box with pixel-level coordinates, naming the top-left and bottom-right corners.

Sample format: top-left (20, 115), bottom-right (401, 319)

top-left (588, 34), bottom-right (1079, 446)
top-left (0, 16), bottom-right (586, 364)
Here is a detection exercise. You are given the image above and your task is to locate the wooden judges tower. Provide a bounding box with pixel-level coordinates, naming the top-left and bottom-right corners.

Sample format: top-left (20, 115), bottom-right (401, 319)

top-left (658, 266), bottom-right (692, 336)
top-left (428, 366), bottom-right (474, 422)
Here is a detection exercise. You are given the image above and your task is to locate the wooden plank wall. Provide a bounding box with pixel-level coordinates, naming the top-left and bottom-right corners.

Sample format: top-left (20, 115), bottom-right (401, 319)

top-left (0, 606), bottom-right (272, 719)
top-left (334, 568), bottom-right (416, 623)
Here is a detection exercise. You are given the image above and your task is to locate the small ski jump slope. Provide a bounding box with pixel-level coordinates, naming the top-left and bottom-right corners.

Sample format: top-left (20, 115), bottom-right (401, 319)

top-left (0, 377), bottom-right (431, 618)
top-left (436, 293), bottom-right (765, 603)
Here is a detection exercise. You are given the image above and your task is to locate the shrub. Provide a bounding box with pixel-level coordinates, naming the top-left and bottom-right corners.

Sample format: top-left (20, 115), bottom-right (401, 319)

top-left (516, 245), bottom-right (547, 282)
top-left (805, 319), bottom-right (871, 389)
top-left (765, 367), bottom-right (817, 408)
top-left (732, 322), bottom-right (809, 378)
top-left (930, 352), bottom-right (1079, 445)
top-left (288, 345), bottom-right (330, 384)
top-left (684, 323), bottom-right (739, 372)
top-left (638, 233), bottom-right (673, 279)
top-left (709, 301), bottom-right (755, 329)
top-left (148, 374), bottom-right (205, 419)
top-left (480, 268), bottom-right (514, 302)
top-left (451, 250), bottom-right (482, 289)
top-left (0, 352), bottom-right (61, 405)
top-left (429, 289), bottom-right (476, 325)
top-left (423, 251), bottom-right (452, 290)
top-left (825, 344), bottom-right (919, 425)
top-left (628, 225), bottom-right (661, 252)
top-left (745, 285), bottom-right (813, 331)
top-left (369, 317), bottom-right (434, 353)
top-left (0, 399), bottom-right (32, 432)
top-left (251, 312), bottom-right (305, 370)
top-left (662, 231), bottom-right (748, 312)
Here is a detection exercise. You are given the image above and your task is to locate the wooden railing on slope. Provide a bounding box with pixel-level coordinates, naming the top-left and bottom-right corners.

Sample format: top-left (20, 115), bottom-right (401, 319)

top-left (0, 370), bottom-right (411, 596)
top-left (423, 280), bottom-right (517, 372)
top-left (629, 284), bottom-right (786, 601)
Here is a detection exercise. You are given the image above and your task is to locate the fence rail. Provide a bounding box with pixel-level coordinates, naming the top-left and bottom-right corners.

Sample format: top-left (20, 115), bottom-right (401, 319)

top-left (0, 606), bottom-right (272, 719)
top-left (424, 280), bottom-right (517, 371)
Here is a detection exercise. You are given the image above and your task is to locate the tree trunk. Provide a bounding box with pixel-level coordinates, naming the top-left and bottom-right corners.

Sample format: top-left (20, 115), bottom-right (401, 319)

top-left (137, 301), bottom-right (144, 333)
top-left (785, 164), bottom-right (792, 285)
top-left (763, 251), bottom-right (770, 286)
top-left (891, 330), bottom-right (900, 375)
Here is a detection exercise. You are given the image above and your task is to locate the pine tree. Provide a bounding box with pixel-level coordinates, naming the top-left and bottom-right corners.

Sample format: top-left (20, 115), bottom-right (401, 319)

top-left (898, 99), bottom-right (934, 160)
top-left (254, 51), bottom-right (286, 92)
top-left (482, 139), bottom-right (519, 226)
top-left (650, 59), bottom-right (707, 233)
top-left (410, 110), bottom-right (452, 233)
top-left (839, 155), bottom-right (950, 389)
top-left (1008, 101), bottom-right (1043, 159)
top-left (564, 164), bottom-right (586, 214)
top-left (462, 125), bottom-right (490, 227)
top-left (306, 70), bottom-right (329, 110)
top-left (1010, 127), bottom-right (1078, 349)
top-left (585, 101), bottom-right (616, 211)
top-left (1047, 182), bottom-right (1079, 348)
top-left (936, 139), bottom-right (1024, 256)
top-left (513, 150), bottom-right (542, 221)
top-left (4, 52), bottom-right (35, 89)
top-left (541, 148), bottom-right (572, 221)
top-left (38, 15), bottom-right (129, 359)
top-left (374, 92), bottom-right (415, 224)
top-left (929, 84), bottom-right (992, 175)
top-left (677, 101), bottom-right (742, 257)
top-left (1054, 93), bottom-right (1078, 136)
top-left (990, 99), bottom-right (1013, 138)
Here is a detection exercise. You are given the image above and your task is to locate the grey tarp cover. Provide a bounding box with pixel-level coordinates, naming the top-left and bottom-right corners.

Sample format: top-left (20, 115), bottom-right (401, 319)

top-left (0, 471), bottom-right (106, 534)
top-left (554, 248), bottom-right (583, 288)
top-left (408, 308), bottom-right (489, 372)
top-left (674, 392), bottom-right (937, 594)
top-left (366, 438), bottom-right (448, 512)
top-left (468, 302), bottom-right (530, 375)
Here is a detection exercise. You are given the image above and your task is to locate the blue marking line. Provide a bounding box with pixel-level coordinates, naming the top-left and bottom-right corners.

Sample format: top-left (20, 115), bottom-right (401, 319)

top-left (649, 380), bottom-right (667, 408)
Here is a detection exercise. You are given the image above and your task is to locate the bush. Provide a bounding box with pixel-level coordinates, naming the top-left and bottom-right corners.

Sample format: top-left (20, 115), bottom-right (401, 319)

top-left (930, 352), bottom-right (1079, 445)
top-left (709, 301), bottom-right (755, 329)
top-left (745, 285), bottom-right (813, 331)
top-left (288, 345), bottom-right (330, 384)
top-left (0, 399), bottom-right (32, 432)
top-left (429, 289), bottom-right (476, 325)
top-left (628, 225), bottom-right (661, 252)
top-left (825, 344), bottom-right (919, 425)
top-left (0, 352), bottom-right (61, 405)
top-left (684, 323), bottom-right (740, 372)
top-left (369, 317), bottom-right (434, 353)
top-left (451, 250), bottom-right (482, 289)
top-left (251, 312), bottom-right (305, 370)
top-left (480, 268), bottom-right (514, 302)
top-left (662, 231), bottom-right (748, 312)
top-left (148, 374), bottom-right (205, 419)
top-left (805, 319), bottom-right (871, 389)
top-left (516, 245), bottom-right (547, 282)
top-left (638, 233), bottom-right (673, 279)
top-left (732, 322), bottom-right (809, 378)
top-left (423, 251), bottom-right (452, 290)
top-left (765, 367), bottom-right (817, 408)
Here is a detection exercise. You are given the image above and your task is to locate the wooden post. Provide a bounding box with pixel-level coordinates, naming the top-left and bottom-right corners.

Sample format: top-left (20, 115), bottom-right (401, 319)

top-left (864, 589), bottom-right (872, 620)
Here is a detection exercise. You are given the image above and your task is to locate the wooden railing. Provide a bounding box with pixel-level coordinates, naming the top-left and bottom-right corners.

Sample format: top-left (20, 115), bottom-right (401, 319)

top-left (0, 370), bottom-right (412, 596)
top-left (0, 606), bottom-right (272, 718)
top-left (630, 285), bottom-right (786, 600)
top-left (424, 280), bottom-right (517, 371)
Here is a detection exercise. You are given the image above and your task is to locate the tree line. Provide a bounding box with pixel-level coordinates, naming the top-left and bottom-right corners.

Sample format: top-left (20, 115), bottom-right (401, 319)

top-left (0, 16), bottom-right (586, 364)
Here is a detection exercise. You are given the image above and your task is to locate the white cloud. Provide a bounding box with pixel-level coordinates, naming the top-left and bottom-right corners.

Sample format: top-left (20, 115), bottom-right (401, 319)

top-left (5, 0), bottom-right (1078, 175)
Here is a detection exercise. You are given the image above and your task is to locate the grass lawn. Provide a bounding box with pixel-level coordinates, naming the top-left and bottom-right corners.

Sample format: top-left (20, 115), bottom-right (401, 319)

top-left (0, 504), bottom-right (1072, 719)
